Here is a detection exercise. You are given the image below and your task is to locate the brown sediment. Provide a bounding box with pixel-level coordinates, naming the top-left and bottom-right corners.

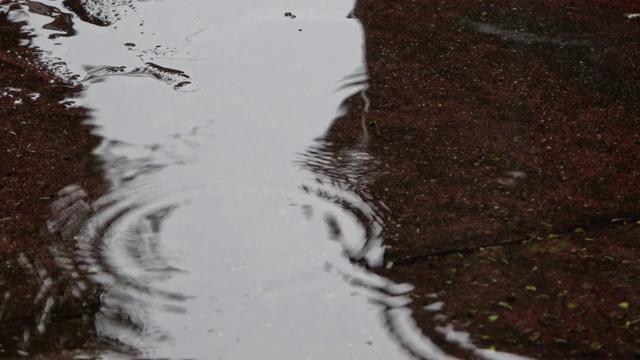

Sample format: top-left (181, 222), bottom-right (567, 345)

top-left (315, 0), bottom-right (640, 358)
top-left (0, 11), bottom-right (107, 358)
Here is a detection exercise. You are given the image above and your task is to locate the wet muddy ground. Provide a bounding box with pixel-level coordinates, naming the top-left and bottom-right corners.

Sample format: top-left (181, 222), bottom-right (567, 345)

top-left (0, 11), bottom-right (107, 357)
top-left (318, 0), bottom-right (640, 358)
top-left (1, 0), bottom-right (640, 359)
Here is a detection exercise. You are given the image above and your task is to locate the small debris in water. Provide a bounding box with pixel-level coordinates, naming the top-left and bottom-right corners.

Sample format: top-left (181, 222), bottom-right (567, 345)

top-left (619, 302), bottom-right (629, 309)
top-left (284, 12), bottom-right (296, 19)
top-left (498, 302), bottom-right (512, 310)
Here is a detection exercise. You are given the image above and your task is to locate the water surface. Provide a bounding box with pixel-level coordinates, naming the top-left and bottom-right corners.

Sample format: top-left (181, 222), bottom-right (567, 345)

top-left (12, 0), bottom-right (411, 358)
top-left (6, 1), bottom-right (534, 358)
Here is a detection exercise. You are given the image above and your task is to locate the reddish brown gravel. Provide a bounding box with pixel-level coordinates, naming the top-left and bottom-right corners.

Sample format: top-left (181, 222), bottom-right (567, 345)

top-left (0, 11), bottom-right (106, 358)
top-left (316, 0), bottom-right (640, 358)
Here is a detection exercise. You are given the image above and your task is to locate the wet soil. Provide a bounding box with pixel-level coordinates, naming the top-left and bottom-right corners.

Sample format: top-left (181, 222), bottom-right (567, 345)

top-left (2, 0), bottom-right (640, 359)
top-left (0, 10), bottom-right (106, 358)
top-left (319, 0), bottom-right (640, 358)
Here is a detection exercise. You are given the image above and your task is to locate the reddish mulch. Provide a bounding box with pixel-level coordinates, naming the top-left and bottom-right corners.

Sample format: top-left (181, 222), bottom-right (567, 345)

top-left (313, 0), bottom-right (640, 358)
top-left (0, 10), bottom-right (106, 358)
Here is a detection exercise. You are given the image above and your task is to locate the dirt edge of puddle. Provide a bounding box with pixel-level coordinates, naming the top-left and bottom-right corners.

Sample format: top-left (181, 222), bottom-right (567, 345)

top-left (0, 10), bottom-right (115, 359)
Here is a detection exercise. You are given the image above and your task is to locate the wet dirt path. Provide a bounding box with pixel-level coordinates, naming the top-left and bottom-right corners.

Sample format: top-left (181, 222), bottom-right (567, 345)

top-left (324, 0), bottom-right (640, 358)
top-left (2, 0), bottom-right (640, 359)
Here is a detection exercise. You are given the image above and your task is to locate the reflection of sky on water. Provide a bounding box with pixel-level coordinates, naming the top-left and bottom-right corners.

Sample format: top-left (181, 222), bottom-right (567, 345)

top-left (11, 0), bottom-right (412, 358)
top-left (5, 0), bottom-right (536, 358)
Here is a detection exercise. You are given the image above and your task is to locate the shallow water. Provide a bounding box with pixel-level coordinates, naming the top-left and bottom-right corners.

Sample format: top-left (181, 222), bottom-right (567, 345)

top-left (4, 1), bottom-right (532, 358)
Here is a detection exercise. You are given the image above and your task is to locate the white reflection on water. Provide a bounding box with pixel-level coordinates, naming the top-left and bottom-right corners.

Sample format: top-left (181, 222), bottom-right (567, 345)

top-left (8, 0), bottom-right (534, 358)
top-left (15, 0), bottom-right (414, 358)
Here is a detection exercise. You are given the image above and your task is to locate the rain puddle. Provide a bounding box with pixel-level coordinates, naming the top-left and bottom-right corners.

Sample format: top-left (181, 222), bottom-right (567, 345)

top-left (4, 1), bottom-right (531, 359)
